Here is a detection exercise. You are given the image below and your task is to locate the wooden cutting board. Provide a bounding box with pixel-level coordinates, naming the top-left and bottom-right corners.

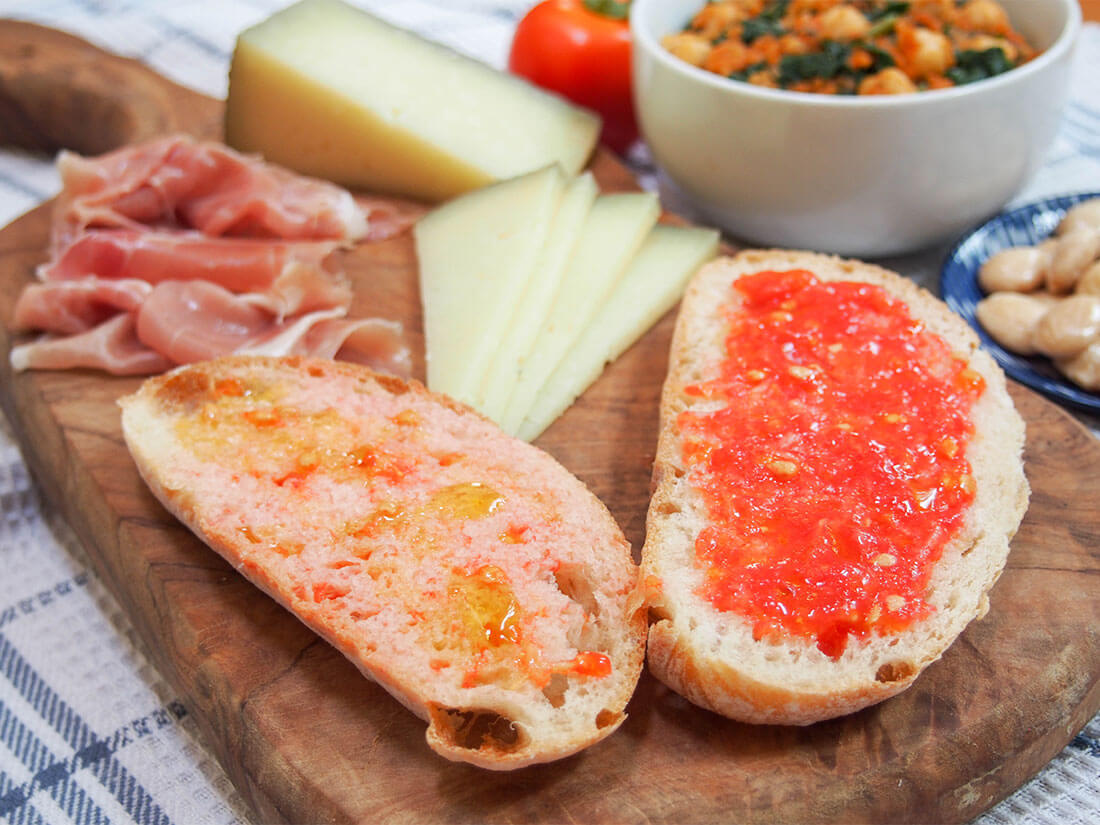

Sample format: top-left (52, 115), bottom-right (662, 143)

top-left (2, 20), bottom-right (1100, 825)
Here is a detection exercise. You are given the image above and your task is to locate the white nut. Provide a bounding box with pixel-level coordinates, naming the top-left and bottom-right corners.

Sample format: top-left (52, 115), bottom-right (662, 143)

top-left (1032, 294), bottom-right (1100, 359)
top-left (978, 246), bottom-right (1049, 293)
top-left (975, 292), bottom-right (1054, 355)
top-left (1056, 339), bottom-right (1100, 391)
top-left (1047, 228), bottom-right (1100, 294)
top-left (1057, 198), bottom-right (1100, 236)
top-left (1075, 261), bottom-right (1100, 296)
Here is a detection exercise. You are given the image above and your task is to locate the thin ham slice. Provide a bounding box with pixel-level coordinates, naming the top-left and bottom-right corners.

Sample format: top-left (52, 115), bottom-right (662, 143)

top-left (354, 194), bottom-right (427, 243)
top-left (10, 314), bottom-right (174, 375)
top-left (12, 278), bottom-right (152, 335)
top-left (246, 315), bottom-right (412, 376)
top-left (132, 281), bottom-right (412, 376)
top-left (13, 135), bottom-right (413, 377)
top-left (134, 280), bottom-right (280, 364)
top-left (39, 230), bottom-right (350, 318)
top-left (53, 134), bottom-right (368, 250)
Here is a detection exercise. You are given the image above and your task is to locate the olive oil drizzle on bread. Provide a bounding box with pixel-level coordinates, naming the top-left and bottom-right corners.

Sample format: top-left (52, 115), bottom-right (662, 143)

top-left (120, 355), bottom-right (646, 769)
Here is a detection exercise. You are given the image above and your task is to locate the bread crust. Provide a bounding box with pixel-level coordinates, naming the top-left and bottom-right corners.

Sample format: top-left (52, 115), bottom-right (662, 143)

top-left (120, 355), bottom-right (646, 768)
top-left (643, 250), bottom-right (1030, 725)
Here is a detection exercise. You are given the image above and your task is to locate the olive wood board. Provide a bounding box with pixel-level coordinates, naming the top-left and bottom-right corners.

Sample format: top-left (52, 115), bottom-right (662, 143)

top-left (2, 19), bottom-right (1099, 825)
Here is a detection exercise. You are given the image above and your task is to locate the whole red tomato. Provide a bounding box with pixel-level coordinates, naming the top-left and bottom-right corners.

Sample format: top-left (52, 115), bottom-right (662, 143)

top-left (509, 0), bottom-right (638, 154)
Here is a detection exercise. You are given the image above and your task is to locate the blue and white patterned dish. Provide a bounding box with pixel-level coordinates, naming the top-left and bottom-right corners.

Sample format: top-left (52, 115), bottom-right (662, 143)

top-left (941, 191), bottom-right (1100, 414)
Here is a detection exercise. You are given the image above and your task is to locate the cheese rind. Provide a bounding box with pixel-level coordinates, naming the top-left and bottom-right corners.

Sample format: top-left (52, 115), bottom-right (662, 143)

top-left (476, 173), bottom-right (598, 423)
top-left (518, 225), bottom-right (720, 441)
top-left (499, 192), bottom-right (660, 435)
top-left (225, 0), bottom-right (601, 202)
top-left (415, 166), bottom-right (566, 408)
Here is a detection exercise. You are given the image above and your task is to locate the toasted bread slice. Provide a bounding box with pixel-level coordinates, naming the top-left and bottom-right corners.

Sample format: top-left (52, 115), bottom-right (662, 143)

top-left (643, 250), bottom-right (1029, 725)
top-left (119, 355), bottom-right (646, 768)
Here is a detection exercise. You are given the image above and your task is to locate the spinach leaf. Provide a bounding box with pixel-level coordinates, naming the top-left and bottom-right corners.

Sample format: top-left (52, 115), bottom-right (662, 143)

top-left (778, 40), bottom-right (851, 86)
top-left (757, 0), bottom-right (790, 22)
top-left (728, 61), bottom-right (769, 81)
top-left (741, 16), bottom-right (784, 42)
top-left (945, 47), bottom-right (1014, 85)
top-left (867, 1), bottom-right (910, 22)
top-left (861, 42), bottom-right (896, 71)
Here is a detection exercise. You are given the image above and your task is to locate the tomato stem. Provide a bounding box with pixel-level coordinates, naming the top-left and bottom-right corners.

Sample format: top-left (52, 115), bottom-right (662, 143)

top-left (583, 0), bottom-right (630, 21)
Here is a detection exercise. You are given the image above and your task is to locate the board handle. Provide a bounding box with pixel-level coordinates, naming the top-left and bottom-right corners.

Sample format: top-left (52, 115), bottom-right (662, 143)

top-left (0, 20), bottom-right (222, 156)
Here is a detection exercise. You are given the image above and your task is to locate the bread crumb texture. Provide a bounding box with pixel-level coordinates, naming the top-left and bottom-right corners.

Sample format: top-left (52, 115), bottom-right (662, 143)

top-left (643, 251), bottom-right (1029, 725)
top-left (120, 355), bottom-right (645, 769)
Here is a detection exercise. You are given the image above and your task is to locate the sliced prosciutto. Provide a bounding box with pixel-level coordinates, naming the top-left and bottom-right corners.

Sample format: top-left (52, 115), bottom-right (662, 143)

top-left (354, 194), bottom-right (427, 243)
top-left (132, 281), bottom-right (412, 376)
top-left (246, 316), bottom-right (412, 376)
top-left (40, 230), bottom-right (351, 317)
top-left (13, 134), bottom-right (412, 377)
top-left (10, 314), bottom-right (174, 376)
top-left (12, 278), bottom-right (152, 335)
top-left (53, 134), bottom-right (368, 250)
top-left (134, 280), bottom-right (276, 364)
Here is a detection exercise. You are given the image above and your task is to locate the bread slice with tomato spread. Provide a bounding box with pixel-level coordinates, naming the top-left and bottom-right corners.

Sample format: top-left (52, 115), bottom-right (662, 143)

top-left (119, 355), bottom-right (646, 769)
top-left (643, 250), bottom-right (1029, 725)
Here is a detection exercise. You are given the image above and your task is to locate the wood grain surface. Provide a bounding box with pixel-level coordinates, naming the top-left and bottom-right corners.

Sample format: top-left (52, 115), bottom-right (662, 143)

top-left (2, 19), bottom-right (1100, 825)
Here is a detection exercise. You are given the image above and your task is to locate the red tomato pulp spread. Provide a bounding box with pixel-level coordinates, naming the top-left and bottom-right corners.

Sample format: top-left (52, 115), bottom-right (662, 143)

top-left (678, 270), bottom-right (985, 659)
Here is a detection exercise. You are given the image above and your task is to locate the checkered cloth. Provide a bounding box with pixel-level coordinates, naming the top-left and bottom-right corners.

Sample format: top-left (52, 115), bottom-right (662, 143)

top-left (0, 3), bottom-right (1097, 823)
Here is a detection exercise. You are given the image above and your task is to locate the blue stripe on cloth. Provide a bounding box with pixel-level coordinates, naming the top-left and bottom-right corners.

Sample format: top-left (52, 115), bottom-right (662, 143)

top-left (1071, 732), bottom-right (1100, 757)
top-left (0, 700), bottom-right (109, 825)
top-left (0, 575), bottom-right (90, 632)
top-left (1068, 101), bottom-right (1100, 125)
top-left (1, 795), bottom-right (52, 825)
top-left (1062, 103), bottom-right (1100, 148)
top-left (0, 633), bottom-right (177, 825)
top-left (153, 19), bottom-right (231, 61)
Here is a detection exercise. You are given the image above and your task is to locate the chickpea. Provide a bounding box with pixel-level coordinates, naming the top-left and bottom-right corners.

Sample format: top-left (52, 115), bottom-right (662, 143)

top-left (779, 33), bottom-right (811, 55)
top-left (1047, 228), bottom-right (1100, 294)
top-left (902, 26), bottom-right (954, 78)
top-left (703, 39), bottom-right (754, 75)
top-left (819, 4), bottom-right (870, 41)
top-left (662, 32), bottom-right (713, 67)
top-left (858, 67), bottom-right (918, 95)
top-left (978, 245), bottom-right (1051, 293)
top-left (1076, 261), bottom-right (1100, 296)
top-left (747, 69), bottom-right (779, 88)
top-left (1032, 294), bottom-right (1100, 359)
top-left (691, 2), bottom-right (749, 40)
top-left (1057, 340), bottom-right (1100, 392)
top-left (956, 0), bottom-right (1010, 34)
top-left (1057, 198), bottom-right (1100, 236)
top-left (975, 292), bottom-right (1053, 355)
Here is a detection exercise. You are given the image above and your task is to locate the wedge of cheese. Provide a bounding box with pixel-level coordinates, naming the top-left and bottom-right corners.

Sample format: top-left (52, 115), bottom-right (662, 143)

top-left (518, 224), bottom-right (720, 441)
top-left (498, 192), bottom-right (660, 435)
top-left (476, 172), bottom-right (598, 423)
top-left (225, 0), bottom-right (601, 202)
top-left (416, 165), bottom-right (565, 408)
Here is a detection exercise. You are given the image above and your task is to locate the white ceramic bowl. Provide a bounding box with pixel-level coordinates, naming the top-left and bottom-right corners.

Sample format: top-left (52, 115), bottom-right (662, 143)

top-left (631, 0), bottom-right (1081, 258)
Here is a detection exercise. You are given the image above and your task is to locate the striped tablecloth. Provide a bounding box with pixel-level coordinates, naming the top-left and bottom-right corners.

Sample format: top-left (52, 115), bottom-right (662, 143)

top-left (0, 3), bottom-right (1098, 824)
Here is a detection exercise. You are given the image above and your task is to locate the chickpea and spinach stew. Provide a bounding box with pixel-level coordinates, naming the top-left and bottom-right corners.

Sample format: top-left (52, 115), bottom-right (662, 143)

top-left (662, 0), bottom-right (1039, 95)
